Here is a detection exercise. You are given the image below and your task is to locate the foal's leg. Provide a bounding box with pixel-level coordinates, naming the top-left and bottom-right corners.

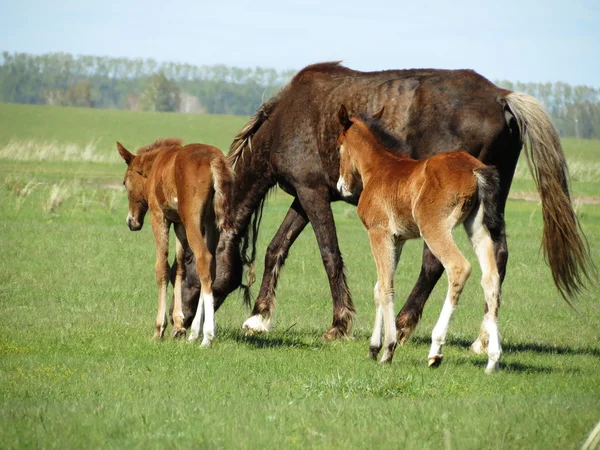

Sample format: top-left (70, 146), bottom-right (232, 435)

top-left (423, 230), bottom-right (472, 367)
top-left (243, 199), bottom-right (309, 334)
top-left (170, 223), bottom-right (188, 339)
top-left (295, 186), bottom-right (355, 339)
top-left (465, 211), bottom-right (502, 373)
top-left (368, 232), bottom-right (404, 363)
top-left (181, 201), bottom-right (215, 347)
top-left (151, 213), bottom-right (171, 339)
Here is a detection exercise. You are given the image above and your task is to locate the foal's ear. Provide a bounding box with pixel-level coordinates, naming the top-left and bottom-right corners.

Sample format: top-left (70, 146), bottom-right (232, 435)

top-left (372, 106), bottom-right (385, 121)
top-left (338, 104), bottom-right (352, 131)
top-left (116, 142), bottom-right (134, 165)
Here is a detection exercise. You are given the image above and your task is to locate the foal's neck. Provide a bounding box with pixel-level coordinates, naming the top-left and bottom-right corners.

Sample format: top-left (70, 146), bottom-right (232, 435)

top-left (353, 139), bottom-right (402, 184)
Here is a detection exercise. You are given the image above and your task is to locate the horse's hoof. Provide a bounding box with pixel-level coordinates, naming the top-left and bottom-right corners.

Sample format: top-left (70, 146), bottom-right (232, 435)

top-left (323, 327), bottom-right (348, 341)
top-left (428, 355), bottom-right (443, 367)
top-left (200, 339), bottom-right (212, 348)
top-left (172, 328), bottom-right (186, 340)
top-left (242, 315), bottom-right (269, 335)
top-left (187, 332), bottom-right (199, 342)
top-left (397, 326), bottom-right (415, 346)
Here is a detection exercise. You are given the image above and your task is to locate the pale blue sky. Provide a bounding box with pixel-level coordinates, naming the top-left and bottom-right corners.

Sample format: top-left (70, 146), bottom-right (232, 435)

top-left (1, 0), bottom-right (599, 86)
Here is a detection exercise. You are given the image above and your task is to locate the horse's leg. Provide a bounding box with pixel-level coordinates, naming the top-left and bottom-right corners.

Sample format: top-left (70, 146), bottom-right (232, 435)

top-left (465, 210), bottom-right (502, 373)
top-left (368, 230), bottom-right (404, 363)
top-left (423, 229), bottom-right (472, 367)
top-left (243, 198), bottom-right (309, 334)
top-left (213, 177), bottom-right (276, 308)
top-left (151, 213), bottom-right (171, 340)
top-left (396, 244), bottom-right (445, 344)
top-left (170, 222), bottom-right (187, 339)
top-left (295, 186), bottom-right (355, 339)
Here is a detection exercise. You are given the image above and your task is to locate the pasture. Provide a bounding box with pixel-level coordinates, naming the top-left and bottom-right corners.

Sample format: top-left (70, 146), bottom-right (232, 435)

top-left (1, 102), bottom-right (599, 449)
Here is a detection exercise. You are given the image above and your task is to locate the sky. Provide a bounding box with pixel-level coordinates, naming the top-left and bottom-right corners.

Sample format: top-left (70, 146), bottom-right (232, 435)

top-left (1, 0), bottom-right (599, 86)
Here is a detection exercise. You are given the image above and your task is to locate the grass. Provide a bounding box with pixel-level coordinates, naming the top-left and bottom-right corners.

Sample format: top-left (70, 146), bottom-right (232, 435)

top-left (1, 103), bottom-right (599, 449)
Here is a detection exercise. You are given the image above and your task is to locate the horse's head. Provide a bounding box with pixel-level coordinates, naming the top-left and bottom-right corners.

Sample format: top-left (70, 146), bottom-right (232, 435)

top-left (117, 142), bottom-right (149, 231)
top-left (336, 105), bottom-right (385, 199)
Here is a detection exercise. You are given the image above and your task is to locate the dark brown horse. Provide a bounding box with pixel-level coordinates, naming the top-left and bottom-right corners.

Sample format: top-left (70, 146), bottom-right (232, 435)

top-left (337, 105), bottom-right (503, 372)
top-left (180, 62), bottom-right (595, 346)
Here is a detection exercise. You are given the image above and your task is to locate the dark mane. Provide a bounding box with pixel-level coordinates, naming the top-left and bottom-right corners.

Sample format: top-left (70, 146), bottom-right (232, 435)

top-left (357, 113), bottom-right (409, 154)
top-left (137, 138), bottom-right (183, 155)
top-left (228, 97), bottom-right (278, 169)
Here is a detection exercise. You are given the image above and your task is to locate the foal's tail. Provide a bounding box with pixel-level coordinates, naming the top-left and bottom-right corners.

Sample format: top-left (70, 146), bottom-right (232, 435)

top-left (473, 166), bottom-right (504, 243)
top-left (504, 92), bottom-right (596, 300)
top-left (210, 155), bottom-right (235, 231)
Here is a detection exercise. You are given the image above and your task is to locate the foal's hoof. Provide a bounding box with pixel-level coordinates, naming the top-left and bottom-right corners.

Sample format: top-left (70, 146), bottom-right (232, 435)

top-left (368, 346), bottom-right (381, 360)
top-left (152, 332), bottom-right (164, 341)
top-left (171, 328), bottom-right (186, 340)
top-left (428, 355), bottom-right (443, 367)
top-left (484, 361), bottom-right (500, 374)
top-left (470, 339), bottom-right (487, 355)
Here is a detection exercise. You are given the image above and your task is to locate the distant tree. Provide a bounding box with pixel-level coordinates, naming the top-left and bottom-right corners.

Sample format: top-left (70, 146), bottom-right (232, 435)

top-left (65, 80), bottom-right (93, 107)
top-left (140, 72), bottom-right (180, 112)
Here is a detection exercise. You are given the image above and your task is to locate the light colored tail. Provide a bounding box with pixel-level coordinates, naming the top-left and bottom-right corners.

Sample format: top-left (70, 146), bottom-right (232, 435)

top-left (504, 91), bottom-right (596, 300)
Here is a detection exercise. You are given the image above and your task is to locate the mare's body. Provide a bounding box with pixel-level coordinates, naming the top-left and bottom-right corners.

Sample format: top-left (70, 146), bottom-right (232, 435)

top-left (178, 62), bottom-right (593, 344)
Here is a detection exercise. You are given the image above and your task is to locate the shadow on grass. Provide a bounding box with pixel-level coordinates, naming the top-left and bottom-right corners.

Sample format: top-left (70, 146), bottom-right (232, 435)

top-left (217, 326), bottom-right (328, 350)
top-left (407, 335), bottom-right (600, 358)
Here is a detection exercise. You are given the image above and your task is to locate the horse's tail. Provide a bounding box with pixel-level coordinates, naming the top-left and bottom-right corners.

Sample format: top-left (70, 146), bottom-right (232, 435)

top-left (473, 165), bottom-right (504, 244)
top-left (227, 95), bottom-right (280, 305)
top-left (210, 154), bottom-right (234, 232)
top-left (504, 91), bottom-right (596, 300)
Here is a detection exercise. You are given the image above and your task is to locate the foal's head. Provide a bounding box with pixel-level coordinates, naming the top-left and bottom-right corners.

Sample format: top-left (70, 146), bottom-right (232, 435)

top-left (335, 104), bottom-right (385, 198)
top-left (117, 142), bottom-right (149, 231)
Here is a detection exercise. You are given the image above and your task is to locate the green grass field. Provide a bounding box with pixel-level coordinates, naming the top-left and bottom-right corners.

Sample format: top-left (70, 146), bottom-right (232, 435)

top-left (1, 103), bottom-right (599, 449)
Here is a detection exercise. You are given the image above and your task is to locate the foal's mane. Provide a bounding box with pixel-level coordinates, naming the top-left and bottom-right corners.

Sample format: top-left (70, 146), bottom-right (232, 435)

top-left (356, 113), bottom-right (406, 151)
top-left (136, 138), bottom-right (183, 155)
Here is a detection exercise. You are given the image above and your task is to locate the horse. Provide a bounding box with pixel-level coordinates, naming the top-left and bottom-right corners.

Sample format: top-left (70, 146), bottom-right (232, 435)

top-left (179, 62), bottom-right (594, 347)
top-left (336, 105), bottom-right (503, 373)
top-left (117, 138), bottom-right (233, 346)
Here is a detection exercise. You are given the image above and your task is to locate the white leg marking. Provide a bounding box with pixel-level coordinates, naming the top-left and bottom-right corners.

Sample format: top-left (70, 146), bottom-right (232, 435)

top-left (201, 292), bottom-right (215, 347)
top-left (428, 296), bottom-right (456, 361)
top-left (188, 294), bottom-right (205, 342)
top-left (484, 319), bottom-right (501, 374)
top-left (370, 282), bottom-right (383, 352)
top-left (242, 314), bottom-right (271, 333)
top-left (380, 293), bottom-right (397, 363)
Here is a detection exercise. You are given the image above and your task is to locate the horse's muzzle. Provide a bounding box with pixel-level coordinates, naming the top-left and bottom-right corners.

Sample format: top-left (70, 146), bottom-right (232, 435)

top-left (127, 216), bottom-right (143, 231)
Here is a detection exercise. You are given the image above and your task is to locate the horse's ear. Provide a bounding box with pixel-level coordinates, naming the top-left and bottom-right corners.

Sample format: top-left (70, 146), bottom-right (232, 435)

top-left (372, 106), bottom-right (385, 121)
top-left (338, 104), bottom-right (352, 131)
top-left (117, 142), bottom-right (134, 165)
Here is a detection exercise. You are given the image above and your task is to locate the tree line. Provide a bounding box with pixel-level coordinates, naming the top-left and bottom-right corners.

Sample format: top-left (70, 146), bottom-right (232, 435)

top-left (1, 51), bottom-right (599, 139)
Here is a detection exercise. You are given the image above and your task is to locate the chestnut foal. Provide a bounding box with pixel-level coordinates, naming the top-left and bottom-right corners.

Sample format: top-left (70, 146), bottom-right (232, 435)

top-left (336, 106), bottom-right (504, 373)
top-left (117, 138), bottom-right (233, 346)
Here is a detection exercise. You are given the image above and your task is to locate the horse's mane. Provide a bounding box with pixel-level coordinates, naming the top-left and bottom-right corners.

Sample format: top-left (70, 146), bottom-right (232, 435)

top-left (357, 113), bottom-right (406, 151)
top-left (137, 138), bottom-right (183, 155)
top-left (228, 96), bottom-right (278, 168)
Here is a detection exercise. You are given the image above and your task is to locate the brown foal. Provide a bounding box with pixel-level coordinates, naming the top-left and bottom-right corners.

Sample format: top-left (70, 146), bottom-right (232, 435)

top-left (117, 138), bottom-right (233, 346)
top-left (336, 106), bottom-right (504, 373)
